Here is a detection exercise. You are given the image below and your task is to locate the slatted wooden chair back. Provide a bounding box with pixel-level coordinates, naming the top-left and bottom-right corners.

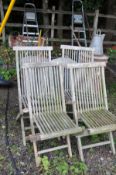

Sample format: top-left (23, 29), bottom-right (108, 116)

top-left (68, 62), bottom-right (107, 113)
top-left (68, 62), bottom-right (116, 162)
top-left (61, 45), bottom-right (94, 63)
top-left (23, 63), bottom-right (66, 115)
top-left (14, 46), bottom-right (52, 67)
top-left (21, 63), bottom-right (83, 167)
top-left (60, 45), bottom-right (94, 103)
top-left (13, 46), bottom-right (53, 118)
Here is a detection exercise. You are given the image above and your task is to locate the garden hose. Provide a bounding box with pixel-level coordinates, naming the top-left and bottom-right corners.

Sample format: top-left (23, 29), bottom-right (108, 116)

top-left (4, 86), bottom-right (21, 175)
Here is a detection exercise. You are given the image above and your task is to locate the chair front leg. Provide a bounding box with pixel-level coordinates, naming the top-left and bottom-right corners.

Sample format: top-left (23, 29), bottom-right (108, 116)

top-left (67, 135), bottom-right (72, 157)
top-left (33, 140), bottom-right (41, 167)
top-left (109, 131), bottom-right (116, 154)
top-left (77, 136), bottom-right (84, 162)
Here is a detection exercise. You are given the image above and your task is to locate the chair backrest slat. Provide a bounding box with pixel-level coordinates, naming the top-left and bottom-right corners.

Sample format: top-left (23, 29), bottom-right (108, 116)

top-left (22, 63), bottom-right (66, 115)
top-left (68, 62), bottom-right (107, 113)
top-left (61, 45), bottom-right (94, 63)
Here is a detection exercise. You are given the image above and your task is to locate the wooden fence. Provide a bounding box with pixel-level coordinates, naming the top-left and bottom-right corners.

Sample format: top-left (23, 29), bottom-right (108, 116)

top-left (0, 5), bottom-right (116, 46)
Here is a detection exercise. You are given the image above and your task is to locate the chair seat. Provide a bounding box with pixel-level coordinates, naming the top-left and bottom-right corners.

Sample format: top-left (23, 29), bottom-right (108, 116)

top-left (80, 109), bottom-right (116, 134)
top-left (32, 112), bottom-right (83, 141)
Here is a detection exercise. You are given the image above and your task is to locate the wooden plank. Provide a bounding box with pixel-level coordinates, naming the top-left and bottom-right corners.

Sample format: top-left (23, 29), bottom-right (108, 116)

top-left (38, 145), bottom-right (68, 154)
top-left (82, 141), bottom-right (110, 149)
top-left (3, 5), bottom-right (116, 19)
top-left (51, 6), bottom-right (55, 41)
top-left (5, 23), bottom-right (116, 35)
top-left (98, 13), bottom-right (116, 19)
top-left (93, 9), bottom-right (99, 36)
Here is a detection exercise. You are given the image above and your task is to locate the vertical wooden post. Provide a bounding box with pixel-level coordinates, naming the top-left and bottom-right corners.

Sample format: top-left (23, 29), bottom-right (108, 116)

top-left (51, 6), bottom-right (55, 45)
top-left (42, 0), bottom-right (49, 26)
top-left (93, 9), bottom-right (99, 36)
top-left (0, 0), bottom-right (5, 42)
top-left (57, 0), bottom-right (64, 40)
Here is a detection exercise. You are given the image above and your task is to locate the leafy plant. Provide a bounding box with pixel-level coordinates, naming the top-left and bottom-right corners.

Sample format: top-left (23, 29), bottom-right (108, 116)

top-left (83, 0), bottom-right (104, 11)
top-left (0, 68), bottom-right (16, 80)
top-left (107, 48), bottom-right (116, 63)
top-left (56, 160), bottom-right (69, 175)
top-left (10, 144), bottom-right (20, 155)
top-left (40, 154), bottom-right (87, 175)
top-left (70, 161), bottom-right (87, 174)
top-left (0, 45), bottom-right (16, 81)
top-left (90, 134), bottom-right (100, 143)
top-left (0, 155), bottom-right (5, 161)
top-left (0, 45), bottom-right (15, 66)
top-left (41, 156), bottom-right (50, 172)
top-left (7, 162), bottom-right (14, 175)
top-left (51, 48), bottom-right (61, 58)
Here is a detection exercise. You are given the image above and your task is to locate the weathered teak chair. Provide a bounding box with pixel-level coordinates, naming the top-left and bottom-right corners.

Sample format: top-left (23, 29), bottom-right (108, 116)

top-left (13, 46), bottom-right (53, 121)
top-left (60, 45), bottom-right (94, 104)
top-left (67, 62), bottom-right (116, 161)
top-left (60, 45), bottom-right (94, 63)
top-left (22, 62), bottom-right (83, 167)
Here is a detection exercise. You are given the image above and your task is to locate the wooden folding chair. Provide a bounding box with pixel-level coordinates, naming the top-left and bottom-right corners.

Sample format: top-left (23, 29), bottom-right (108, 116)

top-left (60, 45), bottom-right (94, 104)
top-left (67, 62), bottom-right (116, 161)
top-left (13, 46), bottom-right (53, 121)
top-left (22, 62), bottom-right (83, 167)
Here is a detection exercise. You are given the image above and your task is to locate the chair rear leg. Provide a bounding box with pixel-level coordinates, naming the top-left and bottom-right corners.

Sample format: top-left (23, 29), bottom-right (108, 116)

top-left (66, 135), bottom-right (72, 157)
top-left (16, 112), bottom-right (21, 121)
top-left (109, 131), bottom-right (116, 154)
top-left (77, 136), bottom-right (84, 162)
top-left (21, 116), bottom-right (26, 146)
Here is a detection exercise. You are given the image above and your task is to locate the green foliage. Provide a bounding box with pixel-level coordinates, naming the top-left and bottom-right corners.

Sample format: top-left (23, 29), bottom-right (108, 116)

top-left (41, 156), bottom-right (50, 172)
top-left (51, 48), bottom-right (61, 58)
top-left (90, 134), bottom-right (100, 143)
top-left (83, 0), bottom-right (104, 11)
top-left (108, 82), bottom-right (116, 93)
top-left (70, 161), bottom-right (87, 174)
top-left (10, 144), bottom-right (20, 155)
top-left (0, 155), bottom-right (5, 162)
top-left (7, 162), bottom-right (14, 175)
top-left (56, 160), bottom-right (69, 175)
top-left (107, 48), bottom-right (116, 63)
top-left (90, 134), bottom-right (108, 144)
top-left (40, 154), bottom-right (87, 175)
top-left (107, 81), bottom-right (116, 114)
top-left (0, 68), bottom-right (16, 80)
top-left (0, 45), bottom-right (16, 80)
top-left (0, 45), bottom-right (15, 65)
top-left (27, 143), bottom-right (34, 154)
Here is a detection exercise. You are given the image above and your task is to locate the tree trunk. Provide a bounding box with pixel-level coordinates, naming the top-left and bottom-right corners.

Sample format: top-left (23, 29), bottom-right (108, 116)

top-left (57, 0), bottom-right (64, 39)
top-left (42, 0), bottom-right (49, 30)
top-left (105, 0), bottom-right (116, 41)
